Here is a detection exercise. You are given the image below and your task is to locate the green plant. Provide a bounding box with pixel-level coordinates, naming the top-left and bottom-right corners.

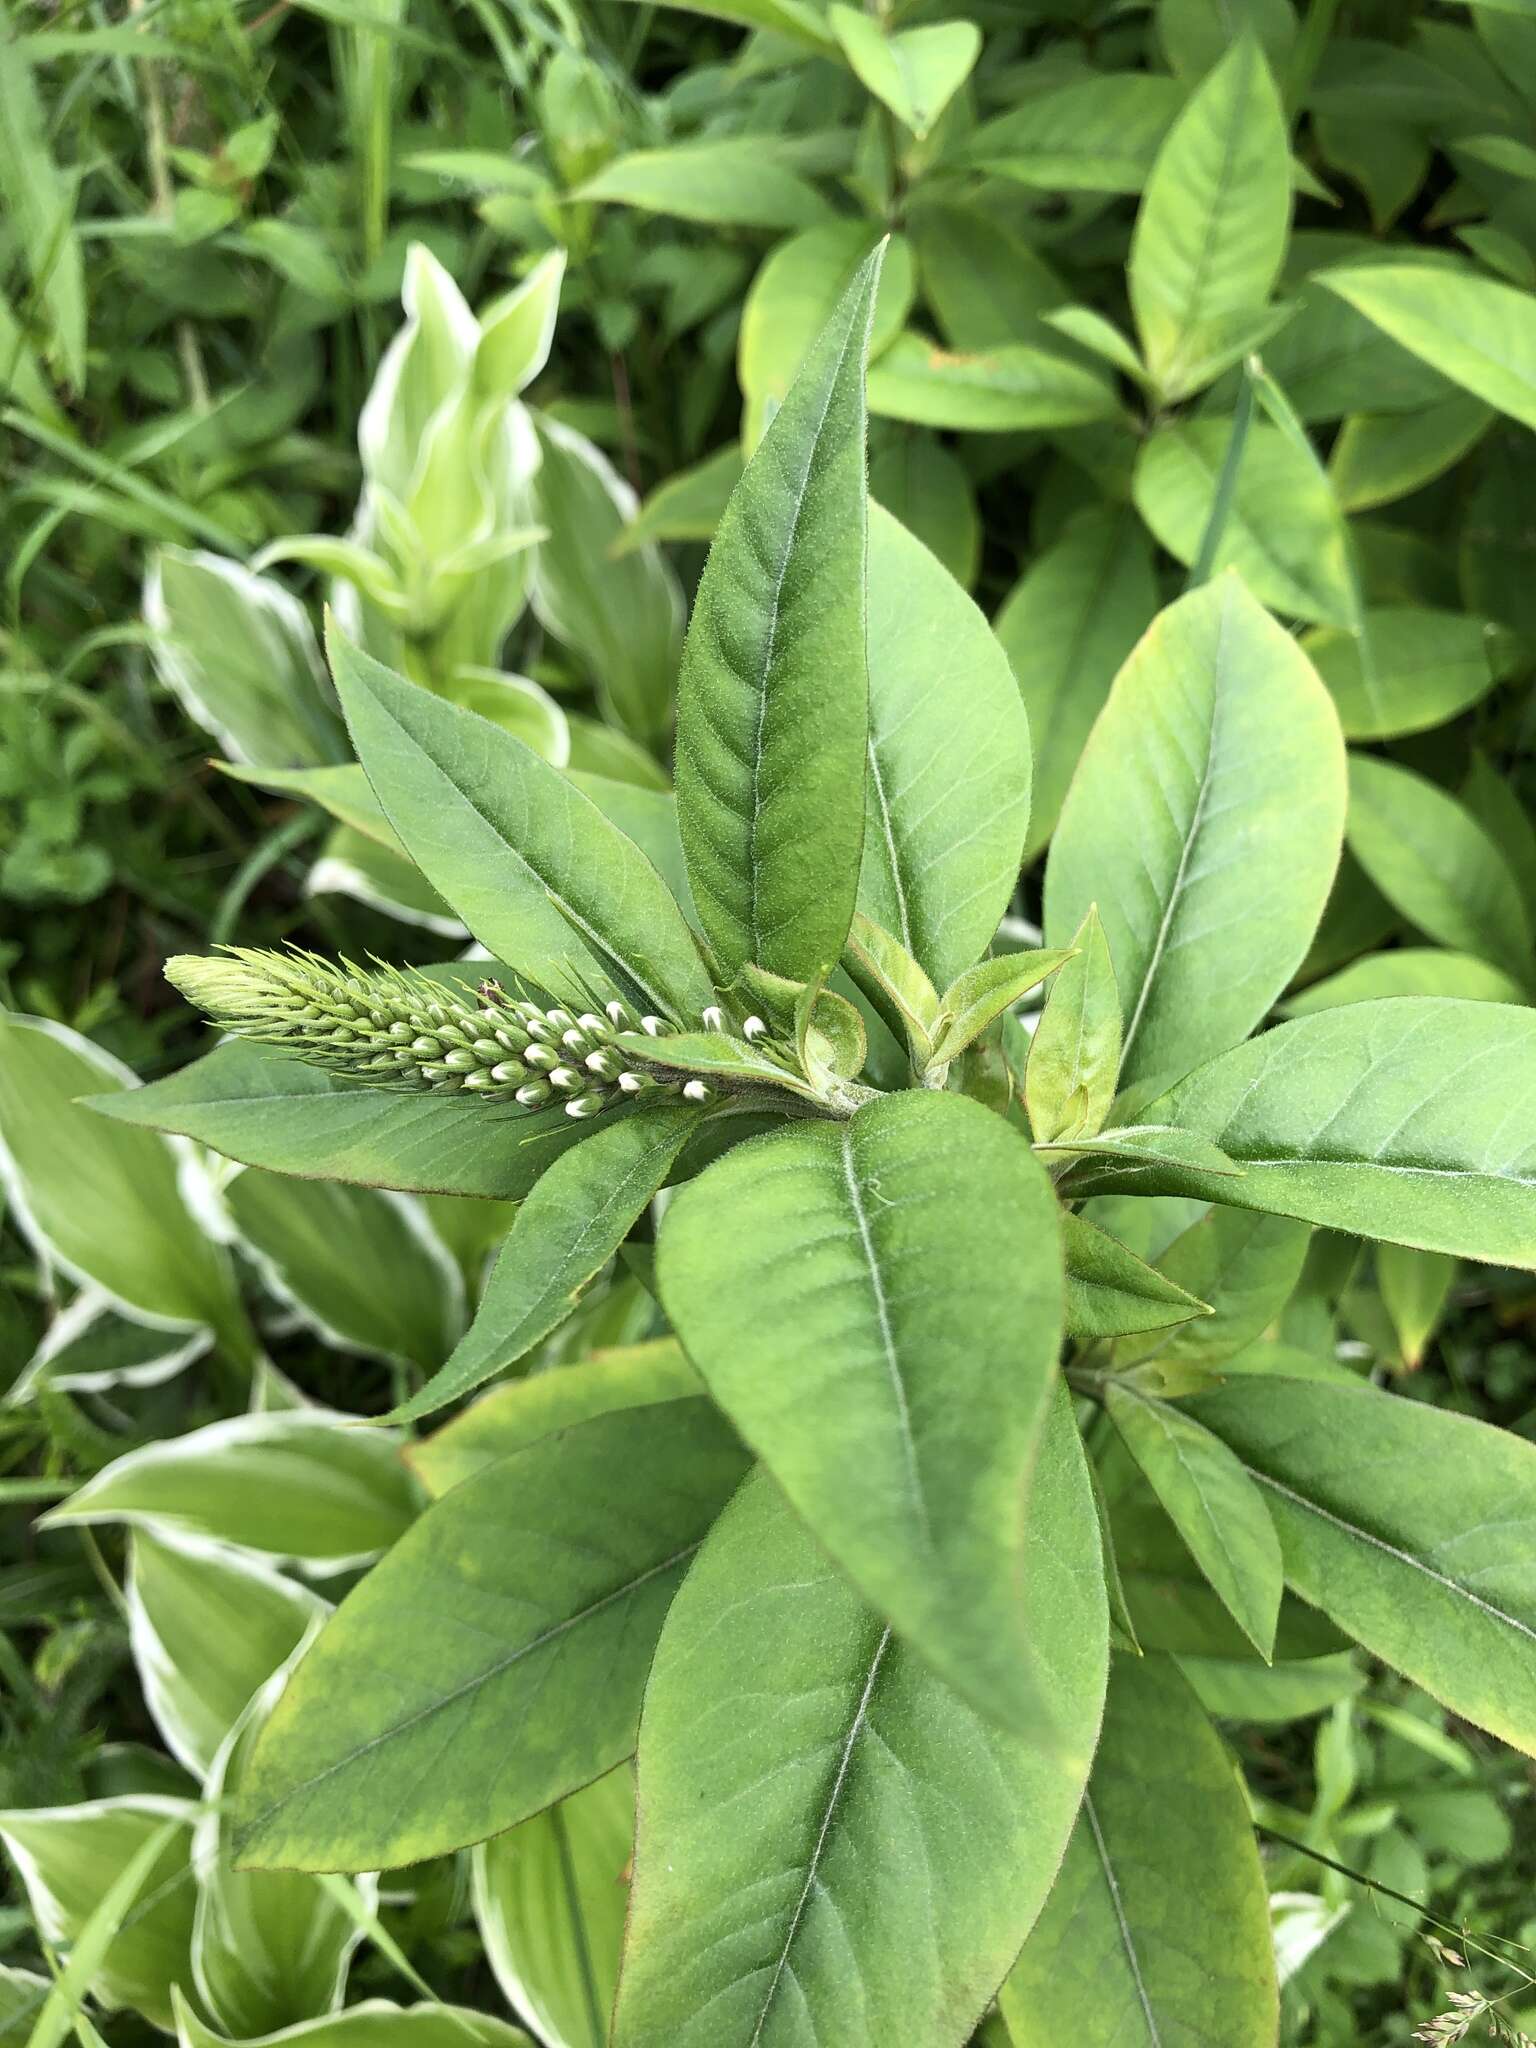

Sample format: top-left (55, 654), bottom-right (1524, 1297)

top-left (46, 243), bottom-right (1533, 2048)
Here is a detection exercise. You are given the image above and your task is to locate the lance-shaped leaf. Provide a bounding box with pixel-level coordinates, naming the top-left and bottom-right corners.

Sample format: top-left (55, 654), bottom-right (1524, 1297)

top-left (859, 504), bottom-right (1032, 991)
top-left (1110, 1208), bottom-right (1311, 1375)
top-left (235, 1403), bottom-right (750, 1871)
top-left (383, 1103), bottom-right (703, 1425)
top-left (996, 506), bottom-right (1159, 863)
top-left (330, 630), bottom-right (713, 1020)
top-left (1321, 262), bottom-right (1536, 433)
top-left (1137, 998), bottom-right (1536, 1266)
top-left (1193, 1376), bottom-right (1536, 1755)
top-left (90, 1039), bottom-right (598, 1202)
top-left (927, 949), bottom-right (1071, 1069)
top-left (1129, 38), bottom-right (1291, 402)
top-left (999, 1654), bottom-right (1277, 2046)
top-left (612, 1399), bottom-right (1107, 2048)
top-left (1346, 754), bottom-right (1534, 986)
top-left (675, 247), bottom-right (881, 984)
top-left (658, 1089), bottom-right (1063, 1733)
top-left (1044, 574), bottom-right (1347, 1090)
top-left (1062, 1212), bottom-right (1211, 1342)
top-left (1104, 1384), bottom-right (1282, 1659)
top-left (1026, 905), bottom-right (1121, 1144)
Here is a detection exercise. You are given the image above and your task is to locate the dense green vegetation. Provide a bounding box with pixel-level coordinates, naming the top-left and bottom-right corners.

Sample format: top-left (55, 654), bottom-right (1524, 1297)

top-left (6, 2), bottom-right (1536, 2044)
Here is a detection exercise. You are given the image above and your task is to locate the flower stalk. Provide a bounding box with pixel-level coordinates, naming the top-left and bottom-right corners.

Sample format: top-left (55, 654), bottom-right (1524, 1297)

top-left (166, 949), bottom-right (717, 1120)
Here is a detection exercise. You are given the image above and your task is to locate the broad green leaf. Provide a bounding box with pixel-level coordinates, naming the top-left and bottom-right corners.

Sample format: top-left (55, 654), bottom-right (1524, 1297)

top-left (906, 202), bottom-right (1069, 354)
top-left (1130, 39), bottom-right (1291, 401)
top-left (227, 1172), bottom-right (462, 1372)
top-left (127, 1527), bottom-right (327, 1778)
top-left (659, 1089), bottom-right (1064, 1733)
top-left (235, 1403), bottom-right (750, 1870)
top-left (963, 73), bottom-right (1185, 193)
top-left (1465, 749), bottom-right (1536, 929)
top-left (193, 1659), bottom-right (369, 2038)
top-left (1112, 1208), bottom-right (1310, 1378)
top-left (994, 506), bottom-right (1159, 861)
top-left (1346, 755), bottom-right (1533, 984)
top-left (1062, 1212), bottom-right (1211, 1342)
top-left (0, 1799), bottom-right (196, 2032)
top-left (1193, 1377), bottom-right (1536, 1754)
top-left (330, 632), bottom-right (713, 1019)
top-left (868, 430), bottom-right (980, 589)
top-left (1139, 998), bottom-right (1536, 1265)
top-left (1158, 0), bottom-right (1295, 76)
top-left (1376, 1241), bottom-right (1456, 1368)
top-left (1286, 953), bottom-right (1528, 1022)
top-left (11, 1294), bottom-right (207, 1404)
top-left (829, 8), bottom-right (980, 138)
top-left (1134, 419), bottom-right (1355, 626)
top-left (867, 332), bottom-right (1118, 431)
top-left (927, 950), bottom-right (1070, 1068)
top-left (89, 1038), bottom-right (603, 1200)
top-left (612, 1402), bottom-right (1108, 2048)
top-left (408, 1341), bottom-right (702, 1497)
top-left (384, 1103), bottom-right (702, 1425)
top-left (1044, 575), bottom-right (1347, 1090)
top-left (0, 1014), bottom-right (243, 1342)
top-left (1322, 261), bottom-right (1536, 431)
top-left (999, 1655), bottom-right (1278, 2047)
top-left (578, 142), bottom-right (833, 230)
top-left (1304, 607), bottom-right (1496, 738)
top-left (473, 1766), bottom-right (633, 2048)
top-left (614, 444), bottom-right (743, 554)
top-left (1026, 906), bottom-right (1121, 1143)
top-left (675, 249), bottom-right (880, 985)
top-left (528, 419), bottom-right (683, 740)
top-left (858, 504), bottom-right (1032, 990)
top-left (738, 225), bottom-right (913, 450)
top-left (1104, 1384), bottom-right (1283, 1657)
top-left (1174, 1651), bottom-right (1364, 1724)
top-left (45, 1412), bottom-right (417, 1569)
top-left (1330, 393), bottom-right (1494, 512)
top-left (174, 1994), bottom-right (531, 2046)
top-left (145, 549), bottom-right (345, 769)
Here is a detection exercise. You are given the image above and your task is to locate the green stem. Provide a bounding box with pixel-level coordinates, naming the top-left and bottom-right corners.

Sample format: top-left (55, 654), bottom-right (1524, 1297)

top-left (209, 807), bottom-right (326, 946)
top-left (1186, 363), bottom-right (1254, 591)
top-left (1284, 0), bottom-right (1342, 121)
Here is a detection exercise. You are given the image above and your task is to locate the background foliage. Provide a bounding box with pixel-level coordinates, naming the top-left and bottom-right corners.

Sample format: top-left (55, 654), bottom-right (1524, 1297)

top-left (5, 0), bottom-right (1536, 2043)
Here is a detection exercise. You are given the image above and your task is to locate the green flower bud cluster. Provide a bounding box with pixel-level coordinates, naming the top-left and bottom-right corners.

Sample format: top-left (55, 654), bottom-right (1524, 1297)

top-left (165, 948), bottom-right (718, 1121)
